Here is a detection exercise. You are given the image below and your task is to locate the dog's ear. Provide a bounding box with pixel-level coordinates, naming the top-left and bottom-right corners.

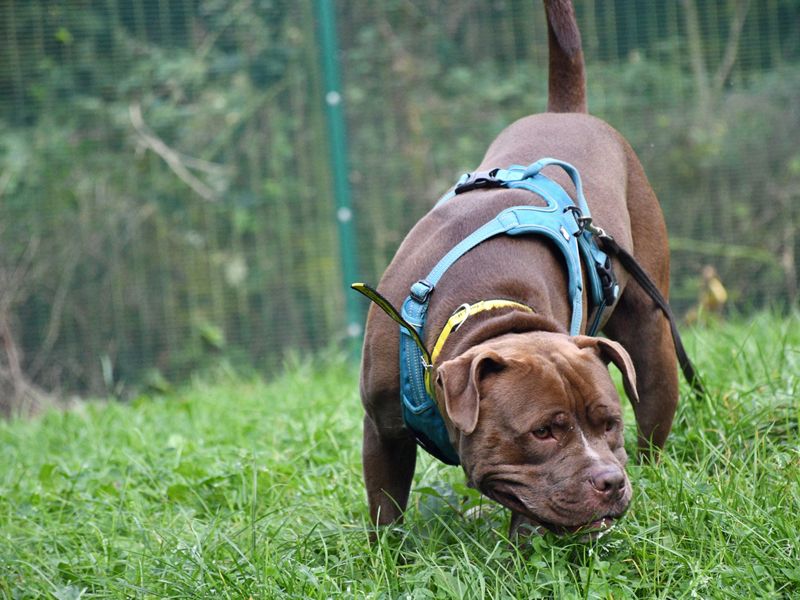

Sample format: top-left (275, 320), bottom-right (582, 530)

top-left (436, 350), bottom-right (505, 435)
top-left (574, 336), bottom-right (639, 403)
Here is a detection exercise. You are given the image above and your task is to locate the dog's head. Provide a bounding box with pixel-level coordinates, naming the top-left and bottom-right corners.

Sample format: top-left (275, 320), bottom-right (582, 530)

top-left (435, 332), bottom-right (638, 535)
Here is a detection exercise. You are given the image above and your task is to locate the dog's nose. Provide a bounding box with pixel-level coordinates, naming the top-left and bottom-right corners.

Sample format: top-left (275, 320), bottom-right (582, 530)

top-left (589, 466), bottom-right (626, 499)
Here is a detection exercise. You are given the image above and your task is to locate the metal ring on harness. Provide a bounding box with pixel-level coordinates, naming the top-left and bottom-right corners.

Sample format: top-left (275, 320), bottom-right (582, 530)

top-left (451, 303), bottom-right (472, 331)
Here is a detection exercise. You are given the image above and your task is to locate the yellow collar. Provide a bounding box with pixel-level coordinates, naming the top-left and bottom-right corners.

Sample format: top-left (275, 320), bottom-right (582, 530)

top-left (424, 299), bottom-right (534, 395)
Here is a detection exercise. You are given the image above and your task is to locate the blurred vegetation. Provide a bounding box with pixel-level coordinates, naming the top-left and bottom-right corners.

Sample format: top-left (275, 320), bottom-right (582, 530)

top-left (0, 0), bottom-right (798, 406)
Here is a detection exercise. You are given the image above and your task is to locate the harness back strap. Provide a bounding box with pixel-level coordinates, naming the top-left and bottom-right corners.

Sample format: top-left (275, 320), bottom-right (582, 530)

top-left (418, 158), bottom-right (609, 338)
top-left (409, 203), bottom-right (586, 336)
top-left (441, 159), bottom-right (618, 335)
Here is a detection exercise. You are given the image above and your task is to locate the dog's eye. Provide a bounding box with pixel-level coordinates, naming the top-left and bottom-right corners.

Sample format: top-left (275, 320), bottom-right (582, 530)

top-left (605, 419), bottom-right (619, 433)
top-left (532, 426), bottom-right (552, 440)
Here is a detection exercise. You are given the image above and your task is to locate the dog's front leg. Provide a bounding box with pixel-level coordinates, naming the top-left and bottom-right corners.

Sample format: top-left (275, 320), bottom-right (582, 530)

top-left (362, 415), bottom-right (417, 525)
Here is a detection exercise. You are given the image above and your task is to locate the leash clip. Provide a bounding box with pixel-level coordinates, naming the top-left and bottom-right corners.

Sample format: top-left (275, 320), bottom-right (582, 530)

top-left (564, 206), bottom-right (610, 239)
top-left (580, 216), bottom-right (609, 239)
top-left (568, 208), bottom-right (610, 240)
top-left (564, 205), bottom-right (590, 236)
top-left (410, 279), bottom-right (434, 303)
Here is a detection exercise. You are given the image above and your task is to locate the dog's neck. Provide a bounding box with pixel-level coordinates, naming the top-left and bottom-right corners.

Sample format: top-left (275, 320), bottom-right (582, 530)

top-left (434, 310), bottom-right (564, 367)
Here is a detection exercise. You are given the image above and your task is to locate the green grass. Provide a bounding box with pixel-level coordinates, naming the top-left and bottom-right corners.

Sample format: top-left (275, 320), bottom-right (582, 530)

top-left (1, 313), bottom-right (799, 599)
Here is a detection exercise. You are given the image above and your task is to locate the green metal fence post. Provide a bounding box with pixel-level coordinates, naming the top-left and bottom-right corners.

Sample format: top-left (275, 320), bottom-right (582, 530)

top-left (315, 0), bottom-right (362, 355)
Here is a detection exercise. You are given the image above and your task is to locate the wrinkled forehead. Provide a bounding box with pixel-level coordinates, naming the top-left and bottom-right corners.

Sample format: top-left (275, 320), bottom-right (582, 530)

top-left (489, 339), bottom-right (622, 416)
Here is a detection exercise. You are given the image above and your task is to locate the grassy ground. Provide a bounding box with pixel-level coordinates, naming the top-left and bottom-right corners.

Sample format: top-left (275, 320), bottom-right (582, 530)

top-left (1, 313), bottom-right (798, 599)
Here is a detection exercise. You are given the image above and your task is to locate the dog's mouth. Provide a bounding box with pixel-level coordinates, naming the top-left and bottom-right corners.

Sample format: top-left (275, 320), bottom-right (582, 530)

top-left (543, 516), bottom-right (617, 537)
top-left (487, 484), bottom-right (623, 538)
top-left (488, 487), bottom-right (529, 515)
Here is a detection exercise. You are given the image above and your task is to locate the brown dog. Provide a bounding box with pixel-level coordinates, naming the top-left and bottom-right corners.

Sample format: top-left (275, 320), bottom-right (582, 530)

top-left (358, 0), bottom-right (678, 536)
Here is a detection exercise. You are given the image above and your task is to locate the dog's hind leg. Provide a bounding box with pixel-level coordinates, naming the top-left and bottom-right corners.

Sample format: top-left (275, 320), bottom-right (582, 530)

top-left (362, 414), bottom-right (417, 525)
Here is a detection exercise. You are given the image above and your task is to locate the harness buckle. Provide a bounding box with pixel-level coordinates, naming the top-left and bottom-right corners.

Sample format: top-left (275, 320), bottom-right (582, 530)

top-left (597, 256), bottom-right (620, 304)
top-left (454, 168), bottom-right (503, 194)
top-left (410, 279), bottom-right (434, 303)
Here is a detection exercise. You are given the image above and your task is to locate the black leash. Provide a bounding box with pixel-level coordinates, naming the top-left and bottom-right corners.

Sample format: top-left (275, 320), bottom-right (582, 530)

top-left (595, 233), bottom-right (706, 399)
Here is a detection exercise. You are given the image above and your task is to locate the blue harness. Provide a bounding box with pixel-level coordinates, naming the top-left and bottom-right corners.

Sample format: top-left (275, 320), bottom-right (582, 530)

top-left (355, 158), bottom-right (619, 465)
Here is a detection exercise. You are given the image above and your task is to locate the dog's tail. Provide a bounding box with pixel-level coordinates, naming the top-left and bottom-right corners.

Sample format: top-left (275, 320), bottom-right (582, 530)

top-left (543, 0), bottom-right (587, 113)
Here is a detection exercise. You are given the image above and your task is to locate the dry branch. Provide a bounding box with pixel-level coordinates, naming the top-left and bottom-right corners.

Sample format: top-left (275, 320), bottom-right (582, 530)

top-left (129, 102), bottom-right (221, 202)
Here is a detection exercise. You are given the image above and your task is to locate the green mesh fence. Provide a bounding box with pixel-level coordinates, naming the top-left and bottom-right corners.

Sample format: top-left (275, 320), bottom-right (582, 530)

top-left (0, 0), bottom-right (798, 402)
